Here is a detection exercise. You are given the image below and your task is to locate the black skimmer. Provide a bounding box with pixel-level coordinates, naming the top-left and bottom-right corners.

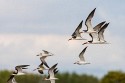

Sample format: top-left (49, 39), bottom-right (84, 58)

top-left (12, 65), bottom-right (30, 75)
top-left (69, 20), bottom-right (86, 41)
top-left (46, 68), bottom-right (59, 83)
top-left (74, 46), bottom-right (90, 65)
top-left (44, 63), bottom-right (59, 81)
top-left (82, 22), bottom-right (109, 45)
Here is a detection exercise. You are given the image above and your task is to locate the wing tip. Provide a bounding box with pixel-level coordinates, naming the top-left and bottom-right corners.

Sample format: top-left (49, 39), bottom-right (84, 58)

top-left (85, 46), bottom-right (88, 48)
top-left (102, 21), bottom-right (106, 24)
top-left (93, 8), bottom-right (96, 13)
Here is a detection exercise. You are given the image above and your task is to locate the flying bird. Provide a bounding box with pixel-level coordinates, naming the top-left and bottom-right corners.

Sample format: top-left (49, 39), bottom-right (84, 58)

top-left (74, 46), bottom-right (90, 65)
top-left (37, 50), bottom-right (54, 57)
top-left (37, 50), bottom-right (54, 68)
top-left (44, 63), bottom-right (59, 81)
top-left (83, 22), bottom-right (109, 45)
top-left (82, 21), bottom-right (106, 45)
top-left (12, 65), bottom-right (30, 75)
top-left (46, 67), bottom-right (59, 83)
top-left (69, 20), bottom-right (86, 41)
top-left (33, 62), bottom-right (49, 74)
top-left (83, 8), bottom-right (96, 33)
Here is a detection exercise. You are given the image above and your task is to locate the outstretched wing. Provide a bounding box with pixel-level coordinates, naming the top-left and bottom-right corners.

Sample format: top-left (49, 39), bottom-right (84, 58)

top-left (16, 65), bottom-right (30, 68)
top-left (93, 21), bottom-right (106, 32)
top-left (40, 56), bottom-right (50, 68)
top-left (79, 46), bottom-right (88, 61)
top-left (72, 20), bottom-right (83, 38)
top-left (48, 63), bottom-right (58, 78)
top-left (85, 8), bottom-right (96, 31)
top-left (15, 65), bottom-right (29, 72)
top-left (42, 50), bottom-right (49, 54)
top-left (98, 23), bottom-right (109, 42)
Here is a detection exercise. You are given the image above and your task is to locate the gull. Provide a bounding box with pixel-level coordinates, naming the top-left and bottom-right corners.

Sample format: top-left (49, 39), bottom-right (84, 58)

top-left (74, 46), bottom-right (90, 65)
top-left (12, 65), bottom-right (30, 75)
top-left (36, 50), bottom-right (54, 68)
top-left (68, 20), bottom-right (86, 41)
top-left (44, 63), bottom-right (59, 81)
top-left (83, 22), bottom-right (109, 45)
top-left (33, 62), bottom-right (49, 74)
top-left (83, 8), bottom-right (96, 33)
top-left (82, 21), bottom-right (106, 45)
top-left (98, 23), bottom-right (109, 43)
top-left (37, 50), bottom-right (54, 57)
top-left (7, 75), bottom-right (17, 83)
top-left (48, 68), bottom-right (59, 83)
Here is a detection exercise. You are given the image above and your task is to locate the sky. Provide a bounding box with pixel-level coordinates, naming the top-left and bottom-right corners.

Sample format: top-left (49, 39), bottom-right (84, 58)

top-left (0, 0), bottom-right (125, 78)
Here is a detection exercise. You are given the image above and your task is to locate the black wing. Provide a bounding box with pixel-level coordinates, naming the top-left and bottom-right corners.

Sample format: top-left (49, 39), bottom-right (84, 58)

top-left (98, 23), bottom-right (109, 41)
top-left (7, 75), bottom-right (15, 82)
top-left (85, 8), bottom-right (96, 31)
top-left (93, 21), bottom-right (106, 31)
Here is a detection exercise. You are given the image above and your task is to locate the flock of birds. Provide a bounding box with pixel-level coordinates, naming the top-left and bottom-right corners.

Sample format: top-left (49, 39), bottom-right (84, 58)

top-left (7, 50), bottom-right (58, 83)
top-left (7, 8), bottom-right (110, 83)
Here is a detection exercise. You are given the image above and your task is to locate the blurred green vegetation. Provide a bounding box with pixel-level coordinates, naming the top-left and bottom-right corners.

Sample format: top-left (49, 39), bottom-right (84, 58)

top-left (100, 71), bottom-right (125, 83)
top-left (0, 70), bottom-right (125, 83)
